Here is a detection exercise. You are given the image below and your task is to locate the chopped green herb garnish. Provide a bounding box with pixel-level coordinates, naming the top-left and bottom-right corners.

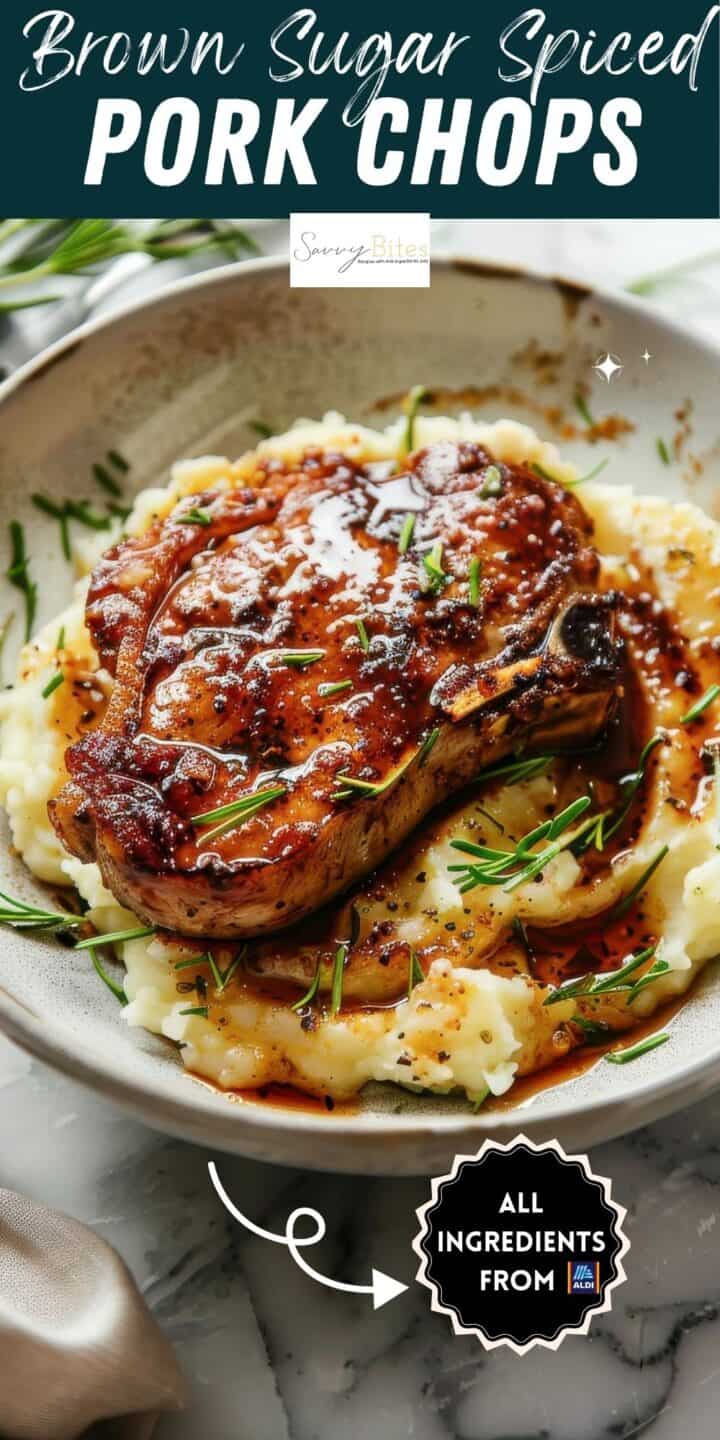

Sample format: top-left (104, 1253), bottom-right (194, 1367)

top-left (91, 948), bottom-right (128, 1005)
top-left (318, 679), bottom-right (353, 698)
top-left (680, 684), bottom-right (720, 724)
top-left (542, 945), bottom-right (656, 1007)
top-left (92, 462), bottom-right (122, 498)
top-left (336, 728), bottom-right (440, 800)
top-left (402, 384), bottom-right (427, 454)
top-left (75, 925), bottom-right (155, 951)
top-left (179, 1005), bottom-right (209, 1019)
top-left (279, 650), bottom-right (325, 669)
top-left (250, 420), bottom-right (273, 438)
top-left (574, 390), bottom-right (594, 427)
top-left (398, 513), bottom-right (416, 554)
top-left (607, 845), bottom-right (669, 921)
top-left (107, 449), bottom-right (129, 473)
top-left (192, 785), bottom-right (286, 843)
top-left (449, 796), bottom-right (601, 895)
top-left (203, 948), bottom-right (245, 994)
top-left (107, 501), bottom-right (132, 522)
top-left (356, 618), bottom-right (370, 652)
top-left (291, 959), bottom-right (322, 1013)
top-left (479, 465), bottom-right (503, 498)
top-left (176, 508), bottom-right (212, 527)
top-left (605, 1032), bottom-right (669, 1065)
top-left (41, 670), bottom-right (64, 700)
top-left (422, 541), bottom-right (449, 594)
top-left (7, 522), bottom-right (37, 640)
top-left (57, 625), bottom-right (65, 651)
top-left (468, 557), bottom-right (482, 606)
top-left (330, 942), bottom-right (348, 1015)
top-left (407, 949), bottom-right (425, 998)
top-left (656, 437), bottom-right (671, 466)
top-left (478, 753), bottom-right (554, 787)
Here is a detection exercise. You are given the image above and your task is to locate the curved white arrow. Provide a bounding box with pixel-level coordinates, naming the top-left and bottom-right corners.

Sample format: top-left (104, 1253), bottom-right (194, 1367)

top-left (208, 1161), bottom-right (408, 1310)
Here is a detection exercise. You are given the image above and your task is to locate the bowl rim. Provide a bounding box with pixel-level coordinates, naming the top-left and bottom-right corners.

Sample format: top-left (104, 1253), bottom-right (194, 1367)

top-left (2, 250), bottom-right (720, 1159)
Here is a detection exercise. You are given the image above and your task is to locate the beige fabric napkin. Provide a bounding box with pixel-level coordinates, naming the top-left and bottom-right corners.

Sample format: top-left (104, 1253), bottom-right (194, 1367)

top-left (0, 1189), bottom-right (185, 1439)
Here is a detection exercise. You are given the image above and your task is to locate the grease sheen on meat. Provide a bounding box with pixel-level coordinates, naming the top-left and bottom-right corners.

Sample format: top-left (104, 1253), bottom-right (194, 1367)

top-left (50, 441), bottom-right (622, 937)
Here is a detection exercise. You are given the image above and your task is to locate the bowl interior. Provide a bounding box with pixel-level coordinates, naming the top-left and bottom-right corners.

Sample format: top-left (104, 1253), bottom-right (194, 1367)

top-left (1, 257), bottom-right (720, 1174)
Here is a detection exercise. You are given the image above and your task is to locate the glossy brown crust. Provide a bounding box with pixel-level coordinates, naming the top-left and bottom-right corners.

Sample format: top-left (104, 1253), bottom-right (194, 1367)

top-left (50, 442), bottom-right (621, 936)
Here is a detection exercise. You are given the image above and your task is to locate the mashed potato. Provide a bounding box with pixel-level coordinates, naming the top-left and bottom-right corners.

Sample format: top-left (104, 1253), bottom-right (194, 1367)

top-left (2, 413), bottom-right (719, 1104)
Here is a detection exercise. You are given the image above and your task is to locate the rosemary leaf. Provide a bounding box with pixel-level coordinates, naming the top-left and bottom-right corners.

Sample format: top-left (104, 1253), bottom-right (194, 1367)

top-left (92, 462), bottom-right (122, 498)
top-left (75, 925), bottom-right (155, 951)
top-left (680, 684), bottom-right (720, 724)
top-left (607, 845), bottom-right (669, 921)
top-left (330, 943), bottom-right (348, 1015)
top-left (41, 670), bottom-right (64, 700)
top-left (468, 557), bottom-right (482, 606)
top-left (192, 784), bottom-right (286, 843)
top-left (291, 960), bottom-right (323, 1013)
top-left (407, 949), bottom-right (425, 998)
top-left (403, 384), bottom-right (427, 454)
top-left (6, 521), bottom-right (37, 640)
top-left (605, 1032), bottom-right (669, 1064)
top-left (175, 508), bottom-right (212, 527)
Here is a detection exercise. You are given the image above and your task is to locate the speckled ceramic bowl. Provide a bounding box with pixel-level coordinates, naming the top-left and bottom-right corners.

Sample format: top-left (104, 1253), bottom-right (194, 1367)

top-left (1, 256), bottom-right (719, 1175)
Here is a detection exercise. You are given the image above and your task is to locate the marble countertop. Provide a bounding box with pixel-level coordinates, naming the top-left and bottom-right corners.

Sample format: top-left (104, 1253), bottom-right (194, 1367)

top-left (2, 219), bottom-right (720, 1439)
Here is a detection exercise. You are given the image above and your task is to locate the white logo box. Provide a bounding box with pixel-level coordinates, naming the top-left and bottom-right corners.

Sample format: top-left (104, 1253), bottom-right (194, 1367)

top-left (290, 213), bottom-right (430, 287)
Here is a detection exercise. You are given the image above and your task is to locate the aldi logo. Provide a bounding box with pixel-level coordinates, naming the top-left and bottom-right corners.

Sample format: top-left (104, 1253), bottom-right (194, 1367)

top-left (567, 1261), bottom-right (601, 1295)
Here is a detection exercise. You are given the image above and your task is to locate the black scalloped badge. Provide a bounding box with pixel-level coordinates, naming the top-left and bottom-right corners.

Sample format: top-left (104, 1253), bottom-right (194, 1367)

top-left (413, 1136), bottom-right (628, 1354)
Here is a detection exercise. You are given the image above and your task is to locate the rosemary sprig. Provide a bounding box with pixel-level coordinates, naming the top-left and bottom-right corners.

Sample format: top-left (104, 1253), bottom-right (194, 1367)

top-left (477, 753), bottom-right (554, 787)
top-left (0, 219), bottom-right (260, 310)
top-left (206, 948), bottom-right (246, 995)
top-left (531, 458), bottom-right (609, 488)
top-left (572, 1015), bottom-right (612, 1045)
top-left (192, 784), bottom-right (286, 843)
top-left (6, 522), bottom-right (36, 640)
top-left (75, 925), bottom-right (155, 951)
top-left (176, 508), bottom-right (212, 527)
top-left (597, 732), bottom-right (664, 845)
top-left (398, 513), bottom-right (415, 553)
top-left (656, 438), bottom-right (671, 466)
top-left (91, 949), bottom-right (127, 1006)
top-left (625, 954), bottom-right (671, 1000)
top-left (605, 1032), bottom-right (669, 1064)
top-left (355, 618), bottom-right (370, 653)
top-left (92, 462), bottom-right (123, 498)
top-left (407, 949), bottom-right (425, 998)
top-left (331, 942), bottom-right (348, 1015)
top-left (291, 959), bottom-right (323, 1013)
top-left (179, 1005), bottom-right (209, 1019)
top-left (574, 390), bottom-right (595, 427)
top-left (403, 384), bottom-right (427, 454)
top-left (336, 727), bottom-right (439, 799)
top-left (107, 450), bottom-right (129, 474)
top-left (0, 888), bottom-right (80, 932)
top-left (680, 684), bottom-right (720, 724)
top-left (31, 494), bottom-right (71, 560)
top-left (422, 541), bottom-right (449, 594)
top-left (449, 796), bottom-right (600, 894)
top-left (318, 679), bottom-right (353, 698)
top-left (278, 650), bottom-right (325, 669)
top-left (627, 249), bottom-right (720, 296)
top-left (41, 670), bottom-right (64, 700)
top-left (606, 845), bottom-right (668, 920)
top-left (468, 557), bottom-right (482, 606)
top-left (542, 944), bottom-right (656, 1007)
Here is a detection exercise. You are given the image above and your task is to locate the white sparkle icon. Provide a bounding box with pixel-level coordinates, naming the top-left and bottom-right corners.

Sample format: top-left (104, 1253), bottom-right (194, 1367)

top-left (642, 349), bottom-right (652, 364)
top-left (594, 353), bottom-right (623, 384)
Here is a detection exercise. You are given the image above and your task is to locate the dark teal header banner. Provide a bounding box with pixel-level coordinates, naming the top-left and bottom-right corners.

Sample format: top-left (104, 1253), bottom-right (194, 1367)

top-left (3, 1), bottom-right (719, 215)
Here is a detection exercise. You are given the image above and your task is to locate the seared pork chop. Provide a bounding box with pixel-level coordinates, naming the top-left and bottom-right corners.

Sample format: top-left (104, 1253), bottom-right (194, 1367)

top-left (50, 441), bottom-right (621, 937)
